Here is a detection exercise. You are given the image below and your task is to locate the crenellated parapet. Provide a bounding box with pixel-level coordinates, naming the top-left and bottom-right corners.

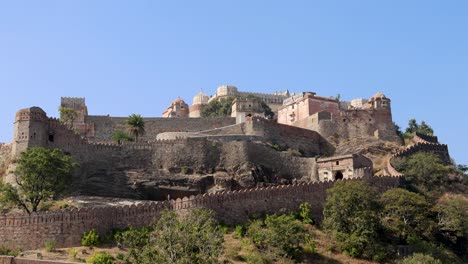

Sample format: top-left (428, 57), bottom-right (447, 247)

top-left (386, 133), bottom-right (451, 176)
top-left (0, 175), bottom-right (401, 250)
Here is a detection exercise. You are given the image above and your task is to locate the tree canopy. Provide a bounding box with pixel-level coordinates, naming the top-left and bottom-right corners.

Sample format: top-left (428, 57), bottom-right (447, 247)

top-left (119, 209), bottom-right (224, 264)
top-left (323, 181), bottom-right (383, 259)
top-left (112, 130), bottom-right (134, 144)
top-left (404, 119), bottom-right (434, 138)
top-left (201, 97), bottom-right (235, 117)
top-left (58, 106), bottom-right (78, 130)
top-left (380, 188), bottom-right (435, 243)
top-left (0, 147), bottom-right (76, 214)
top-left (126, 114), bottom-right (145, 142)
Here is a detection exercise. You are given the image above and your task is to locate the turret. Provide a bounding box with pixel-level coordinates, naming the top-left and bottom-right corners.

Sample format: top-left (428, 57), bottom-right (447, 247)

top-left (189, 90), bottom-right (209, 117)
top-left (367, 92), bottom-right (391, 110)
top-left (12, 107), bottom-right (49, 156)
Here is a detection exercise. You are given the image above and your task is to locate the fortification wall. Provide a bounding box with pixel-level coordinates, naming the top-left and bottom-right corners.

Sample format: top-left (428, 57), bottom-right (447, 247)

top-left (0, 256), bottom-right (77, 264)
top-left (247, 118), bottom-right (335, 157)
top-left (86, 116), bottom-right (235, 142)
top-left (0, 176), bottom-right (401, 251)
top-left (294, 109), bottom-right (400, 145)
top-left (386, 134), bottom-right (451, 176)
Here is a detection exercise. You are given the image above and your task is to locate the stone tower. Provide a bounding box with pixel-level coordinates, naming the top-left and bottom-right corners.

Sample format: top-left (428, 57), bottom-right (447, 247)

top-left (60, 97), bottom-right (88, 123)
top-left (365, 92), bottom-right (392, 125)
top-left (12, 107), bottom-right (49, 156)
top-left (189, 90), bottom-right (209, 117)
top-left (231, 98), bottom-right (264, 124)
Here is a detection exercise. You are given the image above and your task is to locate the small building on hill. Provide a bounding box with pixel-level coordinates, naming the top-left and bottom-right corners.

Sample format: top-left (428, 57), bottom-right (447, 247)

top-left (316, 154), bottom-right (373, 181)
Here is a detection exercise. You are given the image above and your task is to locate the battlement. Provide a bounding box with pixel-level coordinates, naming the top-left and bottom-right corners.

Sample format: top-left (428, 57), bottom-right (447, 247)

top-left (15, 107), bottom-right (47, 122)
top-left (61, 97), bottom-right (86, 108)
top-left (387, 133), bottom-right (451, 176)
top-left (0, 175), bottom-right (401, 250)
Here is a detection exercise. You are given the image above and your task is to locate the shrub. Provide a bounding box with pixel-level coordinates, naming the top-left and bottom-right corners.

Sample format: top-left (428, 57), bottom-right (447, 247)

top-left (0, 245), bottom-right (21, 256)
top-left (400, 253), bottom-right (441, 264)
top-left (303, 234), bottom-right (316, 254)
top-left (82, 229), bottom-right (100, 247)
top-left (44, 239), bottom-right (56, 252)
top-left (68, 248), bottom-right (78, 259)
top-left (287, 148), bottom-right (302, 157)
top-left (246, 214), bottom-right (305, 260)
top-left (115, 253), bottom-right (125, 260)
top-left (298, 202), bottom-right (314, 224)
top-left (234, 225), bottom-right (246, 238)
top-left (115, 226), bottom-right (151, 264)
top-left (86, 252), bottom-right (114, 264)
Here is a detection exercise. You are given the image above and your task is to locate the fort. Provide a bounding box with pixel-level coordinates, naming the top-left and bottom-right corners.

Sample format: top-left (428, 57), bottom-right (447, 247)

top-left (0, 86), bottom-right (452, 252)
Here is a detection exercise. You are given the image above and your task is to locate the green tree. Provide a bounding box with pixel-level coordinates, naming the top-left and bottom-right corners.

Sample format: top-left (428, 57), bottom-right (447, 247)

top-left (58, 106), bottom-right (78, 130)
top-left (380, 188), bottom-right (436, 243)
top-left (404, 119), bottom-right (434, 138)
top-left (116, 227), bottom-right (151, 264)
top-left (323, 181), bottom-right (383, 259)
top-left (246, 213), bottom-right (305, 260)
top-left (143, 209), bottom-right (224, 264)
top-left (434, 196), bottom-right (468, 255)
top-left (112, 130), bottom-right (134, 144)
top-left (201, 97), bottom-right (235, 117)
top-left (401, 153), bottom-right (450, 195)
top-left (0, 147), bottom-right (75, 214)
top-left (126, 114), bottom-right (145, 142)
top-left (400, 253), bottom-right (442, 264)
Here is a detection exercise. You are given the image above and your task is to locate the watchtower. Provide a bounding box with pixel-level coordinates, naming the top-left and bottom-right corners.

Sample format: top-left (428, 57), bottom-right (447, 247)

top-left (12, 107), bottom-right (49, 156)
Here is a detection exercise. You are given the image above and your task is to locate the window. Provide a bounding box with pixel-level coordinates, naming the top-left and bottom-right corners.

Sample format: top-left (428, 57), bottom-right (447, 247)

top-left (48, 134), bottom-right (54, 142)
top-left (336, 161), bottom-right (339, 165)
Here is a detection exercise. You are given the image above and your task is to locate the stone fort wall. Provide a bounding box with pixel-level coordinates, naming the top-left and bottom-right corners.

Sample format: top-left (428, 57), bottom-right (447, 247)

top-left (386, 133), bottom-right (451, 176)
top-left (85, 116), bottom-right (236, 142)
top-left (0, 175), bottom-right (401, 251)
top-left (14, 114), bottom-right (329, 198)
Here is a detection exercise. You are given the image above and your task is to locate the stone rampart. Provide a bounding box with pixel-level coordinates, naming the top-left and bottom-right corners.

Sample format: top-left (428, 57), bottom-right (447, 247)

top-left (414, 132), bottom-right (438, 144)
top-left (86, 116), bottom-right (236, 142)
top-left (0, 176), bottom-right (401, 251)
top-left (0, 256), bottom-right (77, 264)
top-left (387, 134), bottom-right (451, 176)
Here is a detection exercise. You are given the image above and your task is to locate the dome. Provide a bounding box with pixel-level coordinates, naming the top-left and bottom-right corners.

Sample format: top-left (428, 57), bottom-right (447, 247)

top-left (193, 91), bottom-right (209, 105)
top-left (171, 97), bottom-right (188, 105)
top-left (372, 92), bottom-right (387, 99)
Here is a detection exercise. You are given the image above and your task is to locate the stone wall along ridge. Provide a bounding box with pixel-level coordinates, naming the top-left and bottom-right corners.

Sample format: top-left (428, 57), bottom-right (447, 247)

top-left (0, 176), bottom-right (401, 251)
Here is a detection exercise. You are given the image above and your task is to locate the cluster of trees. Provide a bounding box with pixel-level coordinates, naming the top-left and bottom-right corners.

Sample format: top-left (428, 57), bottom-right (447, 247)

top-left (201, 95), bottom-right (274, 119)
top-left (323, 154), bottom-right (467, 263)
top-left (396, 118), bottom-right (435, 141)
top-left (114, 209), bottom-right (224, 264)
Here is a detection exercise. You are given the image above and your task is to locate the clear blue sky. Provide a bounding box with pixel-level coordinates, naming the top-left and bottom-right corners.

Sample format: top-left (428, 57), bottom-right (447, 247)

top-left (0, 1), bottom-right (467, 164)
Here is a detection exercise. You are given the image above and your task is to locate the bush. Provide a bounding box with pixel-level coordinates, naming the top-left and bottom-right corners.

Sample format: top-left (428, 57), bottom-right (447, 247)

top-left (115, 226), bottom-right (151, 264)
top-left (400, 253), bottom-right (441, 264)
top-left (115, 253), bottom-right (124, 260)
top-left (44, 239), bottom-right (56, 252)
top-left (287, 148), bottom-right (302, 157)
top-left (298, 202), bottom-right (314, 224)
top-left (303, 234), bottom-right (316, 254)
top-left (234, 225), bottom-right (246, 238)
top-left (0, 245), bottom-right (21, 256)
top-left (82, 229), bottom-right (100, 247)
top-left (246, 214), bottom-right (305, 261)
top-left (86, 252), bottom-right (114, 264)
top-left (68, 248), bottom-right (78, 259)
